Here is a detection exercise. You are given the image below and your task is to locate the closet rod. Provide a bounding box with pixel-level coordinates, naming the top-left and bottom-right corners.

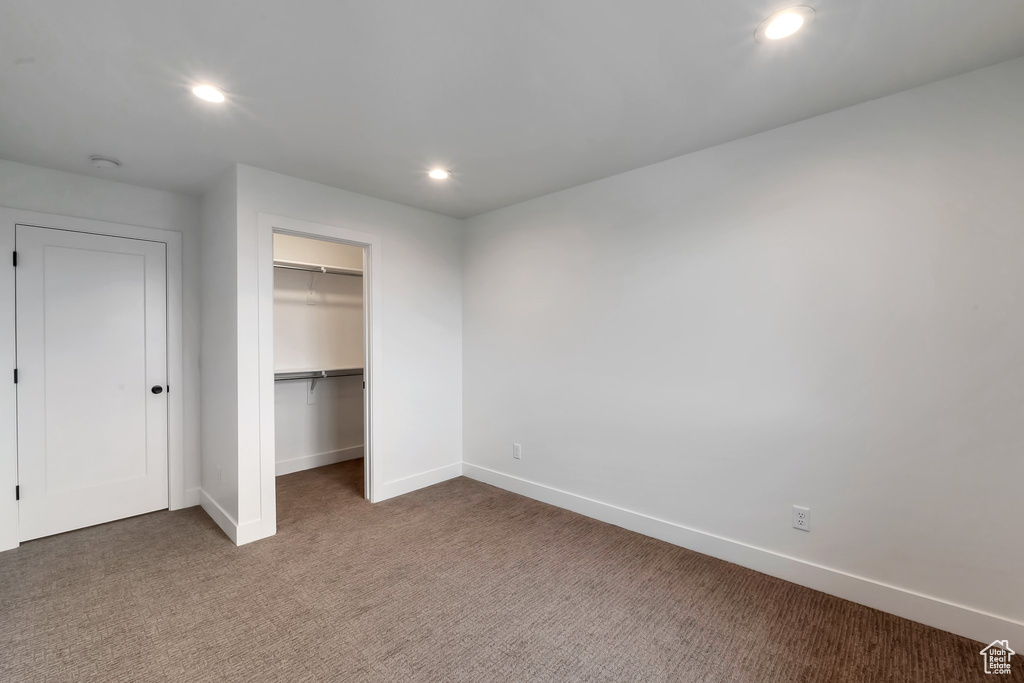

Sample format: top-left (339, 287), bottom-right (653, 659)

top-left (273, 259), bottom-right (362, 277)
top-left (274, 368), bottom-right (364, 382)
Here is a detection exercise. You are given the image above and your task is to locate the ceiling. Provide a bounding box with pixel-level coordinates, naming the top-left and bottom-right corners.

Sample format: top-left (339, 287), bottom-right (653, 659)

top-left (2, 1), bottom-right (1023, 219)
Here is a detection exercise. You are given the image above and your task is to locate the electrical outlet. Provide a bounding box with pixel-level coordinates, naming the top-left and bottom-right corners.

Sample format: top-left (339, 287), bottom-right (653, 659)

top-left (792, 505), bottom-right (810, 532)
top-left (512, 443), bottom-right (522, 460)
top-left (216, 466), bottom-right (222, 482)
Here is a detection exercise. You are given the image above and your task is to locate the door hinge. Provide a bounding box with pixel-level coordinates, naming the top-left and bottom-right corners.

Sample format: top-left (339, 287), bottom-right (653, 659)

top-left (363, 381), bottom-right (366, 389)
top-left (12, 251), bottom-right (16, 267)
top-left (12, 368), bottom-right (17, 384)
top-left (15, 485), bottom-right (19, 501)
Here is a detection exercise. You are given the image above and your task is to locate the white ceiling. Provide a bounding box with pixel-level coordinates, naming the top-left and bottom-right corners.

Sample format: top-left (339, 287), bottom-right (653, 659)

top-left (2, 1), bottom-right (1023, 219)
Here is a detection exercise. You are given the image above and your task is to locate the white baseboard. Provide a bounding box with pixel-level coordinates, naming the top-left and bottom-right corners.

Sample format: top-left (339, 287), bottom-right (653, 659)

top-left (199, 489), bottom-right (238, 544)
top-left (276, 445), bottom-right (363, 476)
top-left (462, 463), bottom-right (1023, 645)
top-left (199, 489), bottom-right (272, 547)
top-left (182, 487), bottom-right (201, 508)
top-left (374, 462), bottom-right (463, 502)
top-left (235, 518), bottom-right (268, 546)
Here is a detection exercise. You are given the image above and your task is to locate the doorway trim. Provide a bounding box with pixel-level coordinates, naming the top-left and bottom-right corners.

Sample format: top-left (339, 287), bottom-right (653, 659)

top-left (0, 207), bottom-right (186, 552)
top-left (256, 213), bottom-right (382, 536)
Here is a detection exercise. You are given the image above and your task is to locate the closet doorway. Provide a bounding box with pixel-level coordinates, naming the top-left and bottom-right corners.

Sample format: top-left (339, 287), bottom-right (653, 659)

top-left (257, 213), bottom-right (382, 536)
top-left (272, 234), bottom-right (366, 489)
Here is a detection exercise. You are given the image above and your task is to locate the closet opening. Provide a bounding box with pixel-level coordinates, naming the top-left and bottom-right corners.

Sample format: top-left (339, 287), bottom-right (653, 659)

top-left (272, 232), bottom-right (369, 504)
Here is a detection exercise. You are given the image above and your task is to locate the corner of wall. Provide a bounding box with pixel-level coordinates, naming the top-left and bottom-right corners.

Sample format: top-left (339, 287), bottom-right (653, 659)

top-left (198, 166), bottom-right (241, 532)
top-left (374, 462), bottom-right (464, 502)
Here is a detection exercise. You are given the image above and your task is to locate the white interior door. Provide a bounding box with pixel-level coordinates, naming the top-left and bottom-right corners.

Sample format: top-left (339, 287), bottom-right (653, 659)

top-left (16, 225), bottom-right (168, 541)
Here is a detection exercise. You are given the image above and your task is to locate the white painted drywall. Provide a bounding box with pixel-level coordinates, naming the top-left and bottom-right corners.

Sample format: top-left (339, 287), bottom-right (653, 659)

top-left (274, 378), bottom-right (364, 475)
top-left (199, 167), bottom-right (240, 523)
top-left (274, 235), bottom-right (364, 473)
top-left (463, 57), bottom-right (1024, 639)
top-left (236, 164), bottom-right (464, 526)
top-left (273, 269), bottom-right (364, 370)
top-left (273, 238), bottom-right (364, 371)
top-left (0, 159), bottom-right (202, 503)
top-left (273, 233), bottom-right (363, 271)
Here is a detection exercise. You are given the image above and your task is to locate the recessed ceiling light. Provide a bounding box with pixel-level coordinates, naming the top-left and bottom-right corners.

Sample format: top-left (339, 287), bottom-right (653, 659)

top-left (428, 169), bottom-right (452, 180)
top-left (192, 84), bottom-right (226, 103)
top-left (89, 155), bottom-right (121, 169)
top-left (755, 6), bottom-right (814, 43)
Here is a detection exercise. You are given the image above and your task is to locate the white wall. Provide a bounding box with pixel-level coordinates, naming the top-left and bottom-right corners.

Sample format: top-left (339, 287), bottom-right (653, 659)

top-left (462, 57), bottom-right (1024, 643)
top-left (273, 237), bottom-right (364, 372)
top-left (274, 233), bottom-right (363, 271)
top-left (0, 159), bottom-right (203, 503)
top-left (236, 164), bottom-right (464, 527)
top-left (199, 167), bottom-right (240, 526)
top-left (274, 235), bottom-right (365, 474)
top-left (273, 269), bottom-right (364, 370)
top-left (274, 379), bottom-right (364, 475)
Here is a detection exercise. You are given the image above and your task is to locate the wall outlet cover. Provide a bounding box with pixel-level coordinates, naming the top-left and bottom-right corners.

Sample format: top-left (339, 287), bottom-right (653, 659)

top-left (792, 505), bottom-right (810, 532)
top-left (513, 443), bottom-right (522, 460)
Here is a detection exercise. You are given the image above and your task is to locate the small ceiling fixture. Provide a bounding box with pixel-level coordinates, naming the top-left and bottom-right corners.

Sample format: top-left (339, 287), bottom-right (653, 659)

top-left (428, 168), bottom-right (452, 180)
top-left (755, 6), bottom-right (814, 43)
top-left (192, 83), bottom-right (226, 103)
top-left (89, 155), bottom-right (121, 169)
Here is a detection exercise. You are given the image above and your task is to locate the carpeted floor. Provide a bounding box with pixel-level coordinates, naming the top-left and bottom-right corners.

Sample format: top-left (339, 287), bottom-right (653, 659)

top-left (0, 460), bottom-right (1011, 682)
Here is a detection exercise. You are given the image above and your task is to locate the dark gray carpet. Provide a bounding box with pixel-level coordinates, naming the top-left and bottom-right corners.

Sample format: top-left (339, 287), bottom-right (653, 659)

top-left (0, 460), bottom-right (1010, 682)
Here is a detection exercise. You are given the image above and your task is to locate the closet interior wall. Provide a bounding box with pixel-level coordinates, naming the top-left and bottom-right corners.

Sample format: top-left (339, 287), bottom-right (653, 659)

top-left (273, 233), bottom-right (365, 476)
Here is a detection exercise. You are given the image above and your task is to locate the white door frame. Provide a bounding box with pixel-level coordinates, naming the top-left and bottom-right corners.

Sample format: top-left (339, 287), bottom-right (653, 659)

top-left (0, 207), bottom-right (186, 552)
top-left (257, 213), bottom-right (382, 530)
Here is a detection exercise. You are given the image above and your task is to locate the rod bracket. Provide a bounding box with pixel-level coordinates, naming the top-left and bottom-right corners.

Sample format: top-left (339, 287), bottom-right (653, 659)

top-left (309, 369), bottom-right (327, 392)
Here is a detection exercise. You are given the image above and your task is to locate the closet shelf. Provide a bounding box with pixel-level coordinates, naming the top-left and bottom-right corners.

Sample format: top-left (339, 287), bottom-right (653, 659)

top-left (274, 367), bottom-right (364, 384)
top-left (273, 258), bottom-right (362, 278)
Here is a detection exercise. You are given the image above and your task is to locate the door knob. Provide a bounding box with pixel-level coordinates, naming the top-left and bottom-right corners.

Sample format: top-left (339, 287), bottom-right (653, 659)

top-left (151, 385), bottom-right (164, 395)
